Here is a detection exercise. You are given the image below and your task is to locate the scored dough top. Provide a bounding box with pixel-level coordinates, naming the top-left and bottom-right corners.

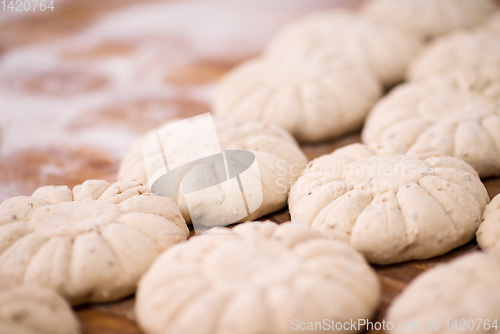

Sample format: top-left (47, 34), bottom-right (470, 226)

top-left (387, 252), bottom-right (500, 330)
top-left (0, 180), bottom-right (189, 305)
top-left (136, 221), bottom-right (380, 334)
top-left (0, 275), bottom-right (80, 334)
top-left (213, 57), bottom-right (381, 143)
top-left (361, 0), bottom-right (497, 39)
top-left (266, 10), bottom-right (423, 87)
top-left (289, 143), bottom-right (490, 264)
top-left (362, 76), bottom-right (500, 178)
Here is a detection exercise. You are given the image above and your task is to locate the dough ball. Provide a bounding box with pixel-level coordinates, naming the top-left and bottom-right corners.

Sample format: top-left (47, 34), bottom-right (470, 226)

top-left (266, 10), bottom-right (423, 87)
top-left (477, 194), bottom-right (500, 253)
top-left (136, 221), bottom-right (380, 334)
top-left (213, 57), bottom-right (381, 143)
top-left (119, 116), bottom-right (308, 224)
top-left (0, 275), bottom-right (80, 334)
top-left (387, 252), bottom-right (500, 330)
top-left (362, 76), bottom-right (500, 178)
top-left (288, 143), bottom-right (489, 264)
top-left (362, 0), bottom-right (497, 39)
top-left (0, 181), bottom-right (189, 305)
top-left (409, 29), bottom-right (500, 82)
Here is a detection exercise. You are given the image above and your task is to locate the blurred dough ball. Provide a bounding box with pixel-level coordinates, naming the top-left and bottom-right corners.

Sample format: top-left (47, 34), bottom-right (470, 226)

top-left (266, 10), bottom-right (423, 87)
top-left (214, 56), bottom-right (381, 143)
top-left (362, 0), bottom-right (497, 39)
top-left (477, 194), bottom-right (500, 253)
top-left (0, 275), bottom-right (80, 334)
top-left (387, 252), bottom-right (500, 330)
top-left (408, 29), bottom-right (500, 82)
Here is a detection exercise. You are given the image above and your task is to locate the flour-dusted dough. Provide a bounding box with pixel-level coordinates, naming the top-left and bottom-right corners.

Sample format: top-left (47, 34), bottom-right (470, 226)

top-left (136, 221), bottom-right (380, 334)
top-left (477, 194), bottom-right (500, 253)
top-left (0, 180), bottom-right (189, 305)
top-left (119, 116), bottom-right (308, 224)
top-left (387, 252), bottom-right (500, 331)
top-left (213, 57), bottom-right (381, 143)
top-left (362, 0), bottom-right (497, 39)
top-left (288, 143), bottom-right (489, 264)
top-left (0, 275), bottom-right (80, 334)
top-left (266, 10), bottom-right (423, 87)
top-left (362, 76), bottom-right (500, 178)
top-left (409, 29), bottom-right (500, 82)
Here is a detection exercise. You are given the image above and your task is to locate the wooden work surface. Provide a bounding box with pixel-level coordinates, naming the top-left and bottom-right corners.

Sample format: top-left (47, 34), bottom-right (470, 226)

top-left (0, 1), bottom-right (499, 333)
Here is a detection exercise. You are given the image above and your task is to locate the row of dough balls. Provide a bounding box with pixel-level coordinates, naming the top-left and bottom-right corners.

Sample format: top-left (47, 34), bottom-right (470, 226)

top-left (137, 192), bottom-right (500, 334)
top-left (213, 0), bottom-right (498, 143)
top-left (363, 7), bottom-right (500, 178)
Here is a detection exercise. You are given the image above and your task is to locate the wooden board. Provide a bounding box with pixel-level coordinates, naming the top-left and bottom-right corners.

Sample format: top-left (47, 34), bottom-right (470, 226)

top-left (0, 1), bottom-right (499, 334)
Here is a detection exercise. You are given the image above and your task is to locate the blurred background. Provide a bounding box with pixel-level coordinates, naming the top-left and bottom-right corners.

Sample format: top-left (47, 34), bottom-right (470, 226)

top-left (0, 0), bottom-right (364, 201)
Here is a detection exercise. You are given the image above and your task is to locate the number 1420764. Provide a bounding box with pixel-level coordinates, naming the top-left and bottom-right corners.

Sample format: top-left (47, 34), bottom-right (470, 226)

top-left (2, 0), bottom-right (54, 11)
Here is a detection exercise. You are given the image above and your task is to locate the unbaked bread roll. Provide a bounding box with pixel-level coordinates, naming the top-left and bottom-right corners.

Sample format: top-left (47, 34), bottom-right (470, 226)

top-left (0, 180), bottom-right (189, 305)
top-left (362, 76), bottom-right (500, 178)
top-left (362, 0), bottom-right (497, 39)
top-left (119, 116), bottom-right (308, 224)
top-left (408, 29), bottom-right (500, 82)
top-left (477, 194), bottom-right (500, 253)
top-left (0, 275), bottom-right (80, 334)
top-left (387, 252), bottom-right (500, 331)
top-left (266, 10), bottom-right (423, 87)
top-left (213, 57), bottom-right (381, 143)
top-left (136, 221), bottom-right (380, 334)
top-left (288, 143), bottom-right (489, 264)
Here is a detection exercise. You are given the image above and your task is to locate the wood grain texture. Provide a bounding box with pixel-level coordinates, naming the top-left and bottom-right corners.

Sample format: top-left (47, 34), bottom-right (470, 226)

top-left (1, 0), bottom-right (499, 333)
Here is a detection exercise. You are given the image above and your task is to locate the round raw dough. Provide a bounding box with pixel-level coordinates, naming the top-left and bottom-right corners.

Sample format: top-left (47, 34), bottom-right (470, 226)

top-left (0, 275), bottom-right (80, 334)
top-left (387, 252), bottom-right (500, 330)
top-left (266, 10), bottom-right (423, 87)
top-left (0, 180), bottom-right (189, 305)
top-left (408, 29), bottom-right (500, 82)
top-left (477, 194), bottom-right (500, 253)
top-left (361, 0), bottom-right (497, 39)
top-left (362, 77), bottom-right (500, 178)
top-left (213, 57), bottom-right (381, 143)
top-left (119, 116), bottom-right (308, 224)
top-left (288, 143), bottom-right (490, 264)
top-left (136, 221), bottom-right (380, 334)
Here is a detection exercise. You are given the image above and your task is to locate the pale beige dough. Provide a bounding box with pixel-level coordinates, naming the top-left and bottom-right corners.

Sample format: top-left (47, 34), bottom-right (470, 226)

top-left (408, 29), bottom-right (500, 82)
top-left (0, 275), bottom-right (80, 334)
top-left (213, 57), bottom-right (381, 143)
top-left (362, 0), bottom-right (497, 39)
top-left (0, 180), bottom-right (188, 305)
top-left (136, 221), bottom-right (380, 334)
top-left (482, 11), bottom-right (500, 36)
top-left (387, 252), bottom-right (500, 332)
top-left (119, 116), bottom-right (308, 224)
top-left (477, 194), bottom-right (500, 253)
top-left (288, 143), bottom-right (489, 264)
top-left (362, 76), bottom-right (500, 178)
top-left (266, 10), bottom-right (423, 87)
